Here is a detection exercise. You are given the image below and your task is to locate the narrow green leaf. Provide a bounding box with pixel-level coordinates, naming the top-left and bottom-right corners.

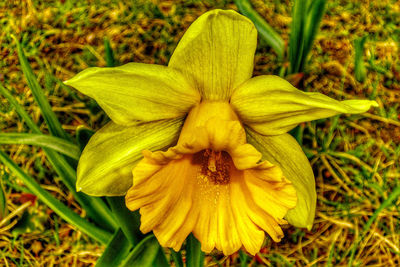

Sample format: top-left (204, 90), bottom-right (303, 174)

top-left (0, 83), bottom-right (39, 132)
top-left (239, 250), bottom-right (249, 267)
top-left (104, 38), bottom-right (116, 67)
top-left (348, 185), bottom-right (400, 266)
top-left (153, 249), bottom-right (170, 267)
top-left (0, 180), bottom-right (7, 220)
top-left (0, 133), bottom-right (80, 160)
top-left (186, 234), bottom-right (204, 267)
top-left (354, 35), bottom-right (368, 83)
top-left (0, 83), bottom-right (118, 233)
top-left (11, 35), bottom-right (72, 142)
top-left (120, 235), bottom-right (162, 267)
top-left (0, 150), bottom-right (111, 245)
top-left (289, 0), bottom-right (307, 74)
top-left (107, 197), bottom-right (143, 246)
top-left (234, 0), bottom-right (285, 60)
top-left (170, 249), bottom-right (183, 267)
top-left (303, 0), bottom-right (327, 69)
top-left (96, 229), bottom-right (132, 267)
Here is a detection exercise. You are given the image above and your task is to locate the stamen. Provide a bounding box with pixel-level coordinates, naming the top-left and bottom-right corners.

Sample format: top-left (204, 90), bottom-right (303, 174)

top-left (201, 149), bottom-right (231, 185)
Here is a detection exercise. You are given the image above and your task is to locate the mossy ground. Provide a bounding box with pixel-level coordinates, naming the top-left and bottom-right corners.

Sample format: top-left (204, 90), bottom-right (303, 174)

top-left (1, 0), bottom-right (400, 266)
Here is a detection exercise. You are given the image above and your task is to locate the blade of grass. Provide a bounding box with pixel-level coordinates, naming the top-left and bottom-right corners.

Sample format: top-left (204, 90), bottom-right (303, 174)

top-left (0, 150), bottom-right (111, 245)
top-left (0, 180), bottom-right (7, 220)
top-left (347, 185), bottom-right (400, 266)
top-left (289, 0), bottom-right (307, 74)
top-left (234, 0), bottom-right (285, 60)
top-left (0, 83), bottom-right (118, 232)
top-left (170, 250), bottom-right (183, 267)
top-left (120, 235), bottom-right (164, 267)
top-left (104, 37), bottom-right (116, 67)
top-left (354, 35), bottom-right (368, 83)
top-left (186, 234), bottom-right (205, 267)
top-left (239, 250), bottom-right (249, 267)
top-left (0, 133), bottom-right (80, 160)
top-left (153, 250), bottom-right (170, 267)
top-left (11, 35), bottom-right (72, 142)
top-left (107, 197), bottom-right (143, 246)
top-left (96, 229), bottom-right (132, 267)
top-left (0, 84), bottom-right (39, 132)
top-left (303, 0), bottom-right (327, 70)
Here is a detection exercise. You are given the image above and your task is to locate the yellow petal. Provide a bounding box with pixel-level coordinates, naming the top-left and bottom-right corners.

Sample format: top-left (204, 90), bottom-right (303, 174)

top-left (229, 172), bottom-right (265, 255)
top-left (168, 9), bottom-right (257, 100)
top-left (246, 128), bottom-right (316, 230)
top-left (244, 170), bottom-right (297, 220)
top-left (64, 63), bottom-right (200, 125)
top-left (231, 75), bottom-right (379, 135)
top-left (76, 118), bottom-right (184, 196)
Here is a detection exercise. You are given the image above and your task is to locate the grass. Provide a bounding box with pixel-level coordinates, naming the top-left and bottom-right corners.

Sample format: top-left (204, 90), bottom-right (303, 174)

top-left (1, 0), bottom-right (400, 266)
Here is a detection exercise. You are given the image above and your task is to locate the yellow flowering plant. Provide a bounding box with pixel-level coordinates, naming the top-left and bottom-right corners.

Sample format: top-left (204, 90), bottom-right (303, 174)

top-left (65, 10), bottom-right (377, 256)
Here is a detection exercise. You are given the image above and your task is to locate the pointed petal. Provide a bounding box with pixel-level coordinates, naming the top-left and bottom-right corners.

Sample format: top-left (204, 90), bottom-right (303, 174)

top-left (246, 128), bottom-right (316, 230)
top-left (77, 118), bottom-right (184, 196)
top-left (65, 63), bottom-right (200, 125)
top-left (168, 9), bottom-right (257, 100)
top-left (231, 75), bottom-right (378, 135)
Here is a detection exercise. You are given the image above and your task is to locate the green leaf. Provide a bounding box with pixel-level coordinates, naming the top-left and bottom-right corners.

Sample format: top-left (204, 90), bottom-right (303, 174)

top-left (289, 0), bottom-right (307, 74)
top-left (0, 181), bottom-right (7, 220)
top-left (0, 83), bottom-right (118, 233)
top-left (234, 0), bottom-right (285, 60)
top-left (0, 133), bottom-right (80, 160)
top-left (288, 0), bottom-right (327, 74)
top-left (239, 250), bottom-right (249, 267)
top-left (153, 249), bottom-right (170, 267)
top-left (104, 37), bottom-right (116, 67)
top-left (120, 235), bottom-right (163, 267)
top-left (96, 229), bottom-right (132, 267)
top-left (0, 150), bottom-right (111, 245)
top-left (107, 197), bottom-right (143, 246)
top-left (170, 250), bottom-right (183, 267)
top-left (186, 234), bottom-right (204, 267)
top-left (303, 0), bottom-right (327, 64)
top-left (11, 35), bottom-right (72, 142)
top-left (0, 83), bottom-right (39, 132)
top-left (354, 35), bottom-right (368, 83)
top-left (348, 185), bottom-right (400, 266)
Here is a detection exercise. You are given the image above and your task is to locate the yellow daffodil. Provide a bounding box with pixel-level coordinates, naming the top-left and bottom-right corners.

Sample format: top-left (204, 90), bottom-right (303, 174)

top-left (65, 9), bottom-right (377, 255)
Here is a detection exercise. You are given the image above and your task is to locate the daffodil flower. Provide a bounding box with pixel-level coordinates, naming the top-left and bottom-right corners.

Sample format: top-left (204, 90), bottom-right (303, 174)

top-left (65, 9), bottom-right (377, 255)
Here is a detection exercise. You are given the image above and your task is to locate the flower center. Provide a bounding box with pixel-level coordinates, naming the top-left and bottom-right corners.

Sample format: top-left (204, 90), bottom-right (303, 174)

top-left (198, 149), bottom-right (231, 185)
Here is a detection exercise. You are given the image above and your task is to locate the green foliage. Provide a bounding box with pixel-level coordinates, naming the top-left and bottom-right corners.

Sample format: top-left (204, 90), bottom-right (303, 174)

top-left (186, 234), bottom-right (205, 267)
top-left (11, 35), bottom-right (72, 142)
top-left (96, 229), bottom-right (132, 267)
top-left (0, 181), bottom-right (7, 220)
top-left (234, 0), bottom-right (285, 60)
top-left (0, 150), bottom-right (111, 244)
top-left (0, 133), bottom-right (80, 160)
top-left (289, 0), bottom-right (327, 74)
top-left (354, 35), bottom-right (368, 82)
top-left (235, 0), bottom-right (327, 75)
top-left (0, 33), bottom-right (172, 266)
